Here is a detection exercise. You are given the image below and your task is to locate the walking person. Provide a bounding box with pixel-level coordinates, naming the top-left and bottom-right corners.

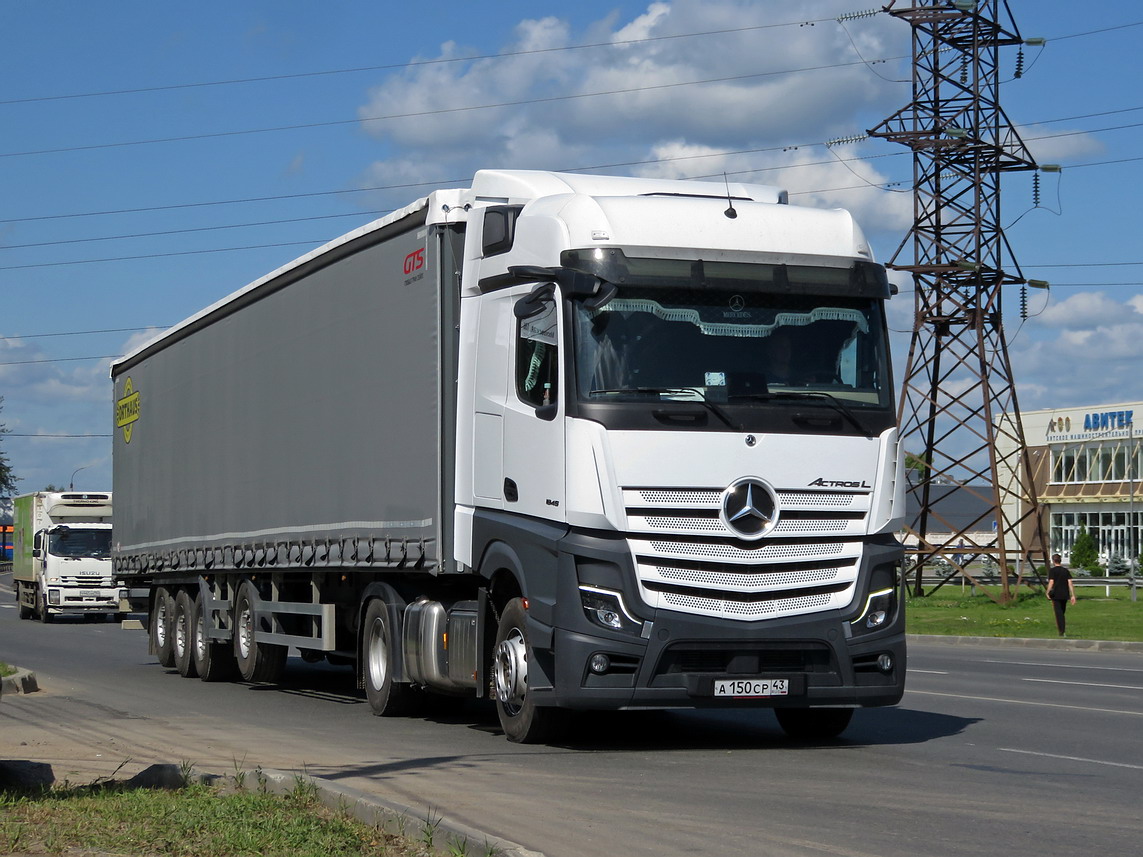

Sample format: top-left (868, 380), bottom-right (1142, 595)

top-left (1046, 553), bottom-right (1077, 637)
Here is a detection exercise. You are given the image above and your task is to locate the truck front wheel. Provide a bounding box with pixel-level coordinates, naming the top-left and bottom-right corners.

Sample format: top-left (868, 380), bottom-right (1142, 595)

top-left (493, 597), bottom-right (566, 744)
top-left (362, 599), bottom-right (421, 716)
top-left (151, 587), bottom-right (176, 668)
top-left (774, 707), bottom-right (854, 740)
top-left (233, 582), bottom-right (287, 683)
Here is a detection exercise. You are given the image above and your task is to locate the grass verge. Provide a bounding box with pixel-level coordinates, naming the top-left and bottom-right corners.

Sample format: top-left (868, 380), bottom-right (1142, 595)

top-left (0, 774), bottom-right (497, 857)
top-left (905, 584), bottom-right (1143, 641)
top-left (0, 661), bottom-right (15, 679)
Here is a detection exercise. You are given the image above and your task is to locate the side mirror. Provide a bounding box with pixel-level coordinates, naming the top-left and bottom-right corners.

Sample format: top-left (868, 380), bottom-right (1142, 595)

top-left (534, 403), bottom-right (558, 422)
top-left (514, 283), bottom-right (556, 319)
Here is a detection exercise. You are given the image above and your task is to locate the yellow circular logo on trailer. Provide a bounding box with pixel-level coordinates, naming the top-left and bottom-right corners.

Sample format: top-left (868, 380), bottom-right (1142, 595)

top-left (116, 378), bottom-right (141, 443)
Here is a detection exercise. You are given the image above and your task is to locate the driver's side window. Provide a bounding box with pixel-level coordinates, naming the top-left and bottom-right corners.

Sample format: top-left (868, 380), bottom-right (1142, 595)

top-left (515, 297), bottom-right (559, 408)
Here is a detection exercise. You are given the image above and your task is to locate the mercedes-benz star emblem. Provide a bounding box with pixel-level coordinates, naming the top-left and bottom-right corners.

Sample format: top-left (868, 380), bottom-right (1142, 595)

top-left (719, 477), bottom-right (778, 540)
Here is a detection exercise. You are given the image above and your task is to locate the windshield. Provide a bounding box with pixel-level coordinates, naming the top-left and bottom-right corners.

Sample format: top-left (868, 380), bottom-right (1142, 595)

top-left (572, 284), bottom-right (891, 409)
top-left (47, 528), bottom-right (112, 559)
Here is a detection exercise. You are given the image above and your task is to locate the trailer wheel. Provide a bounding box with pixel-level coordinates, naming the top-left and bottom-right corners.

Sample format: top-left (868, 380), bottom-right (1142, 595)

top-left (233, 582), bottom-right (287, 683)
top-left (173, 590), bottom-right (199, 678)
top-left (151, 588), bottom-right (176, 667)
top-left (363, 599), bottom-right (420, 716)
top-left (774, 707), bottom-right (853, 740)
top-left (191, 591), bottom-right (238, 682)
top-left (493, 597), bottom-right (567, 744)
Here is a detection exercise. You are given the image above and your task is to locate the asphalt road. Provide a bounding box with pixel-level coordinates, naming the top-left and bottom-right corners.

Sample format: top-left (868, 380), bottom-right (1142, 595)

top-left (2, 568), bottom-right (1141, 857)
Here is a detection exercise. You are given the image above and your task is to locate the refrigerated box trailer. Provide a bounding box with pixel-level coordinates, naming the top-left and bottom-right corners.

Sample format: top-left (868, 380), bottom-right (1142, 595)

top-left (111, 170), bottom-right (906, 742)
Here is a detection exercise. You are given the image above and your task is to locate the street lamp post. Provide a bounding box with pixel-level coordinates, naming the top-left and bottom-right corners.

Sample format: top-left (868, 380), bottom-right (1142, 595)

top-left (69, 465), bottom-right (89, 491)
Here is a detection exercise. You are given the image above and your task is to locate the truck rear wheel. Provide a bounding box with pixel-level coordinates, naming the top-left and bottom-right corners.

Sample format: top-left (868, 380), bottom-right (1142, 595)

top-left (493, 597), bottom-right (567, 744)
top-left (16, 582), bottom-right (33, 620)
top-left (173, 590), bottom-right (199, 678)
top-left (774, 707), bottom-right (853, 740)
top-left (362, 599), bottom-right (421, 716)
top-left (191, 591), bottom-right (238, 682)
top-left (233, 582), bottom-right (287, 683)
top-left (151, 587), bottom-right (176, 668)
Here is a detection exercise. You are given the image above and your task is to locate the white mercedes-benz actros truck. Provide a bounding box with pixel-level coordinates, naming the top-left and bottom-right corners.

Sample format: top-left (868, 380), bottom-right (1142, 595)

top-left (112, 170), bottom-right (906, 743)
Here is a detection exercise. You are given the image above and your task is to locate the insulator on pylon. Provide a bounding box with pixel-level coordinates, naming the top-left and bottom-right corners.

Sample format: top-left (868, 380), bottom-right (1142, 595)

top-left (1015, 48), bottom-right (1025, 79)
top-left (1032, 172), bottom-right (1041, 206)
top-left (1020, 285), bottom-right (1028, 320)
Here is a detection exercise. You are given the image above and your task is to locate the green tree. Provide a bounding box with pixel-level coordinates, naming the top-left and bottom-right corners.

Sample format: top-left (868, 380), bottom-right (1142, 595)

top-left (0, 397), bottom-right (18, 496)
top-left (1069, 525), bottom-right (1101, 574)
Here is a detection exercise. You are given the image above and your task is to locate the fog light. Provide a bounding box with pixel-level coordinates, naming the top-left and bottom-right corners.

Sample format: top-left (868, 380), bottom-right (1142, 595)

top-left (866, 610), bottom-right (888, 629)
top-left (877, 653), bottom-right (894, 673)
top-left (589, 653), bottom-right (611, 674)
top-left (48, 589), bottom-right (62, 606)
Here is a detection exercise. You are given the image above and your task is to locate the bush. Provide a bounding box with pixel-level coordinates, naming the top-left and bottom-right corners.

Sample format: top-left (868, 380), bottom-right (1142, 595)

top-left (1069, 526), bottom-right (1102, 574)
top-left (1107, 554), bottom-right (1130, 576)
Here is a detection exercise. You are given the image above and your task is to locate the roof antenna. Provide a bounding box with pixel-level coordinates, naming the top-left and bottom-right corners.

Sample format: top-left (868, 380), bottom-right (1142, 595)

top-left (723, 173), bottom-right (737, 219)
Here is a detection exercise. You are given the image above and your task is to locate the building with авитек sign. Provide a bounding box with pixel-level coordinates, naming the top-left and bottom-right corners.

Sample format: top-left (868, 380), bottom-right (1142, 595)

top-left (998, 401), bottom-right (1141, 566)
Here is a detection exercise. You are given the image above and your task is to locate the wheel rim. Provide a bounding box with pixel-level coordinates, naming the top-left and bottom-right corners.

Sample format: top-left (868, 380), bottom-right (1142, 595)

top-left (195, 608), bottom-right (207, 661)
top-left (155, 597), bottom-right (169, 648)
top-left (494, 628), bottom-right (528, 714)
top-left (238, 603), bottom-right (254, 660)
top-left (175, 609), bottom-right (188, 657)
top-left (366, 617), bottom-right (387, 691)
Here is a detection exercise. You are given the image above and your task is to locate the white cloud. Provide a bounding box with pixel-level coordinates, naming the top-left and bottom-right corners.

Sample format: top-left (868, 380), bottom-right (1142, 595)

top-left (351, 0), bottom-right (908, 213)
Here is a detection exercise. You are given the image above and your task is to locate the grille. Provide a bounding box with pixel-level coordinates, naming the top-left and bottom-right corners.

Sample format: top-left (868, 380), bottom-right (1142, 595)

top-left (625, 483), bottom-right (871, 622)
top-left (61, 575), bottom-right (112, 586)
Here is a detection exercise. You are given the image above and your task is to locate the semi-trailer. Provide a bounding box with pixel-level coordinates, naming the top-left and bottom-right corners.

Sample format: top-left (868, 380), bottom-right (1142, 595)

top-left (111, 170), bottom-right (906, 742)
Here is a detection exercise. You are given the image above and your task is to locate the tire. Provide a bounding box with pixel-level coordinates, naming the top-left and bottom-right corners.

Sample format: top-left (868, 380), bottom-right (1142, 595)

top-left (173, 590), bottom-right (199, 678)
top-left (191, 590), bottom-right (238, 682)
top-left (233, 582), bottom-right (287, 683)
top-left (17, 582), bottom-right (33, 620)
top-left (38, 589), bottom-right (53, 624)
top-left (362, 598), bottom-right (421, 716)
top-left (493, 597), bottom-right (567, 744)
top-left (774, 707), bottom-right (854, 740)
top-left (152, 587), bottom-right (176, 668)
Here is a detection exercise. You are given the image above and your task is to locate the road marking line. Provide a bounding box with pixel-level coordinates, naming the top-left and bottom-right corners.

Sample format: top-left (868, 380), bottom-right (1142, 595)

top-left (1000, 748), bottom-right (1143, 771)
top-left (1023, 677), bottom-right (1143, 690)
top-left (976, 659), bottom-right (1143, 674)
top-left (906, 688), bottom-right (1143, 717)
top-left (909, 669), bottom-right (949, 674)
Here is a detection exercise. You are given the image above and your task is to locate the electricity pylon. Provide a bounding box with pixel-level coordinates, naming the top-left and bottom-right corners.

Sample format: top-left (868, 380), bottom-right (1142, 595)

top-left (867, 0), bottom-right (1048, 602)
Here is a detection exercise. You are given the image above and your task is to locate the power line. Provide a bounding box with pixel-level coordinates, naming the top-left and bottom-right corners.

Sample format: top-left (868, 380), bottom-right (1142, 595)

top-left (0, 355), bottom-right (118, 366)
top-left (0, 326), bottom-right (164, 340)
top-left (0, 17), bottom-right (847, 106)
top-left (0, 56), bottom-right (908, 159)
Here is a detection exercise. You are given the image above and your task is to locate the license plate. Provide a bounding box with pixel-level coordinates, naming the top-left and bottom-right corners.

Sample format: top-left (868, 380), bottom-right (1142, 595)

top-left (714, 678), bottom-right (789, 698)
top-left (78, 590), bottom-right (99, 598)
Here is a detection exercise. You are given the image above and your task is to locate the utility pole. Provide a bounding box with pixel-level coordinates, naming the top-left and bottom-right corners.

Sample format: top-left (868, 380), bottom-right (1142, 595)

top-left (867, 0), bottom-right (1049, 603)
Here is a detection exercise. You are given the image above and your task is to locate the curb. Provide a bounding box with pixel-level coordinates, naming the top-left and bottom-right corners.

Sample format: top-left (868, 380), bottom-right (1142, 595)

top-left (908, 634), bottom-right (1143, 653)
top-left (254, 768), bottom-right (545, 857)
top-left (0, 667), bottom-right (40, 697)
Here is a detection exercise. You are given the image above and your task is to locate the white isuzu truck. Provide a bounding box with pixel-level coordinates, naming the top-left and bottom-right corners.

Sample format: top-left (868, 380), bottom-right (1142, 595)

top-left (111, 170), bottom-right (906, 742)
top-left (14, 491), bottom-right (118, 622)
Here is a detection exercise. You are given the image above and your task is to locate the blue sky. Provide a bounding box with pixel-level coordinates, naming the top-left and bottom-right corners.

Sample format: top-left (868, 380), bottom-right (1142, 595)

top-left (1, 0), bottom-right (1141, 493)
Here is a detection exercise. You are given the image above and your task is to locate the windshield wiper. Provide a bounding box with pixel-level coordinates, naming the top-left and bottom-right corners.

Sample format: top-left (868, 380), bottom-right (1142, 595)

top-left (729, 390), bottom-right (868, 433)
top-left (590, 387), bottom-right (735, 428)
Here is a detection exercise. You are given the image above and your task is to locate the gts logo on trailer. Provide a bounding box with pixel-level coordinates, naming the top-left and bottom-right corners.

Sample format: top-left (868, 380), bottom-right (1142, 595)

top-left (808, 477), bottom-right (871, 489)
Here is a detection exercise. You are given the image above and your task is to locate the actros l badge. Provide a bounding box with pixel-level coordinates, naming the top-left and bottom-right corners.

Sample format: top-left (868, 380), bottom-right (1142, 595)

top-left (720, 477), bottom-right (779, 540)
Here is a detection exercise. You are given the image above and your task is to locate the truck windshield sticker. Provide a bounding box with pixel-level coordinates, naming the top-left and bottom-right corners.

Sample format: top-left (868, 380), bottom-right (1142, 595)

top-left (116, 378), bottom-right (141, 443)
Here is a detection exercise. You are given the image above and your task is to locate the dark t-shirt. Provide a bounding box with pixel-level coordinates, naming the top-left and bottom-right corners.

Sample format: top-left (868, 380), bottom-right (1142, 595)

top-left (1048, 564), bottom-right (1072, 600)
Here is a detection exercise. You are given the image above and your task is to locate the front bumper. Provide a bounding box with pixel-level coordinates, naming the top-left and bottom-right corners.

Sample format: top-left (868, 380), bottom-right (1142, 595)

top-left (537, 607), bottom-right (905, 710)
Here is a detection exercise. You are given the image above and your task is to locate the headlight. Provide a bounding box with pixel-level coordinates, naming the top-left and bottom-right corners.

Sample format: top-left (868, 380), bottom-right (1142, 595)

top-left (851, 586), bottom-right (896, 634)
top-left (579, 586), bottom-right (644, 635)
